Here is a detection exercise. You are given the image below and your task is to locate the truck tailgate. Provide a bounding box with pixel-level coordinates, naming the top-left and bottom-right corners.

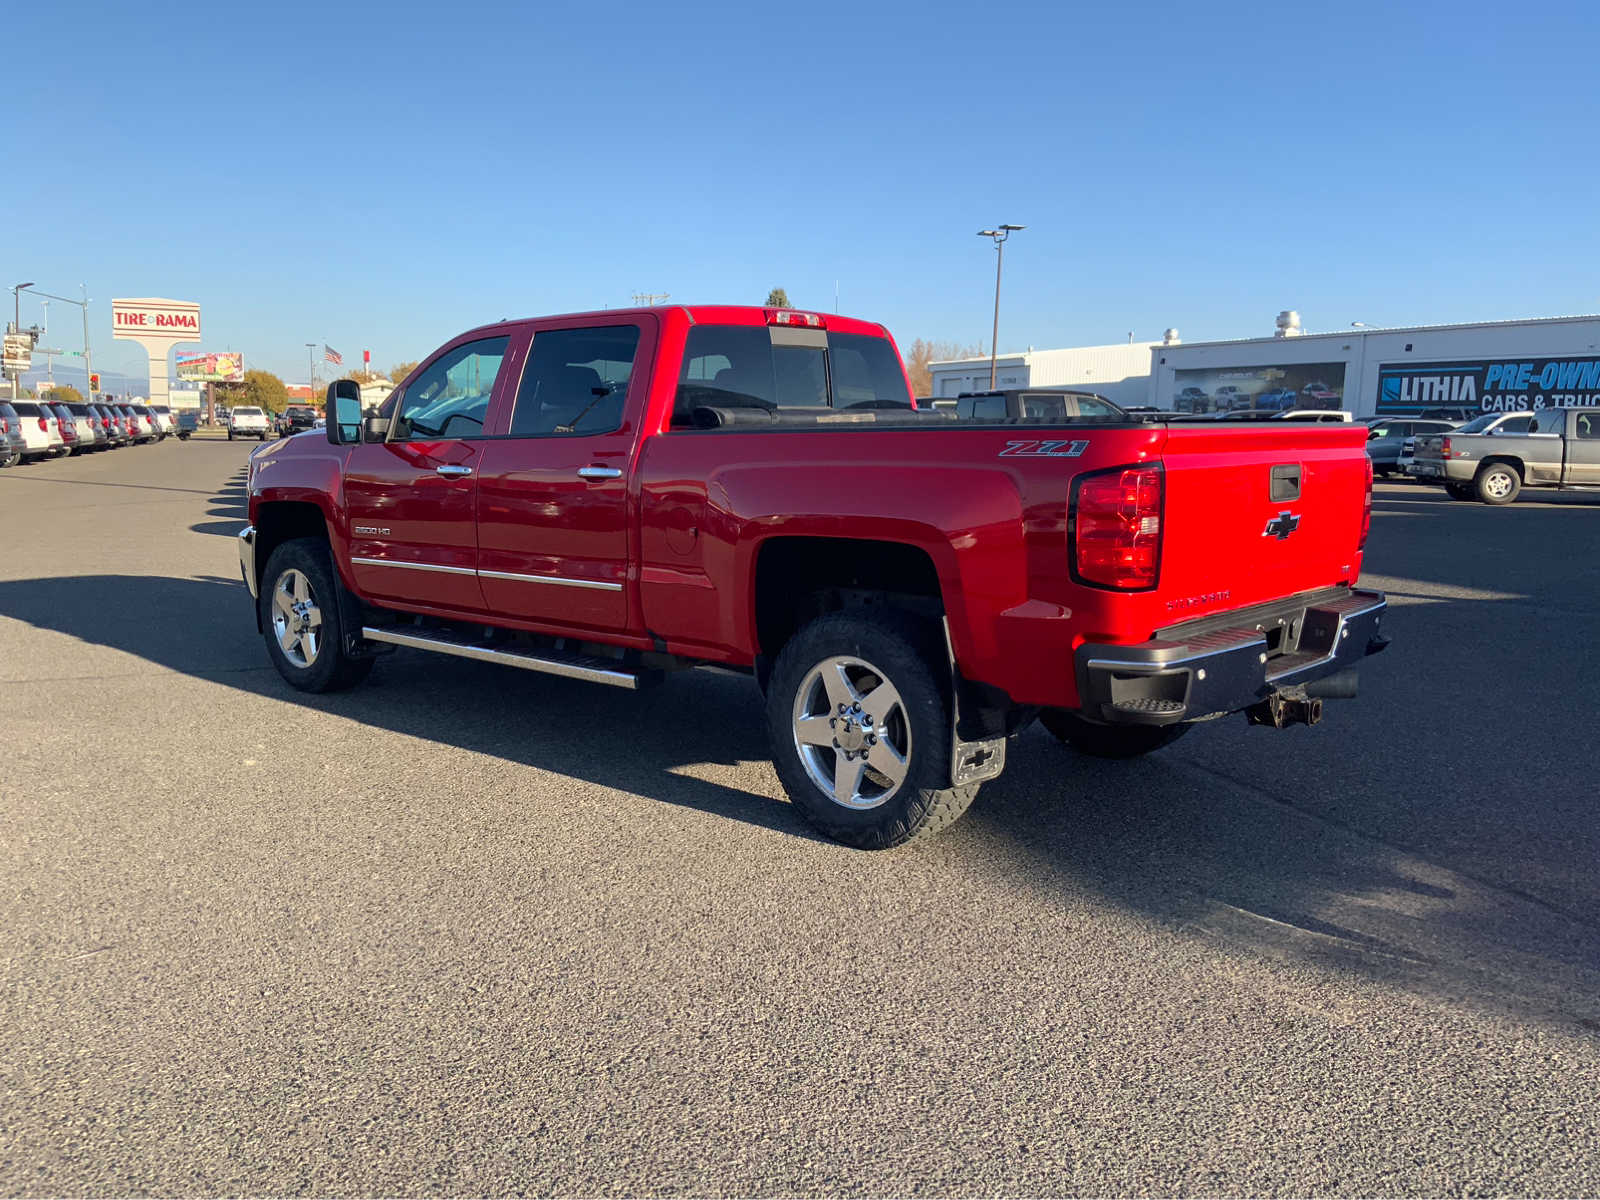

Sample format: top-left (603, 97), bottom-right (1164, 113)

top-left (1152, 424), bottom-right (1369, 618)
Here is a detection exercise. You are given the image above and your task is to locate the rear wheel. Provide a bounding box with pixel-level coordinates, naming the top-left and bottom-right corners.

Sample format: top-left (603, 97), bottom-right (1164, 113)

top-left (1040, 709), bottom-right (1190, 758)
top-left (1444, 482), bottom-right (1474, 501)
top-left (259, 538), bottom-right (375, 693)
top-left (765, 609), bottom-right (979, 849)
top-left (1475, 462), bottom-right (1521, 505)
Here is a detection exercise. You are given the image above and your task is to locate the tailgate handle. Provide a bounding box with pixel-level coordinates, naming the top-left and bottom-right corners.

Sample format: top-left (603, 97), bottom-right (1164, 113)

top-left (1271, 464), bottom-right (1302, 501)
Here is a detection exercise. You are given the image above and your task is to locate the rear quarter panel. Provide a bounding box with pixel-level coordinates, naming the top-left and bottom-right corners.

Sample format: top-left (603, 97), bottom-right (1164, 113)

top-left (634, 424), bottom-right (1166, 706)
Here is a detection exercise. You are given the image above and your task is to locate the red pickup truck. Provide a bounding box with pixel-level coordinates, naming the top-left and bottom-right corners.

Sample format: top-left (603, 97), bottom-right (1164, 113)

top-left (239, 305), bottom-right (1386, 848)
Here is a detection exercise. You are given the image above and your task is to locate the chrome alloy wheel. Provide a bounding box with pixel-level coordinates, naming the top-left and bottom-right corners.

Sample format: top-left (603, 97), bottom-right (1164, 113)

top-left (271, 568), bottom-right (323, 668)
top-left (791, 655), bottom-right (912, 810)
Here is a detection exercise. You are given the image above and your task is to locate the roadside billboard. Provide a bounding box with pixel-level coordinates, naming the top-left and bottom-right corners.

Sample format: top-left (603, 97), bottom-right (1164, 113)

top-left (2, 333), bottom-right (31, 374)
top-left (175, 350), bottom-right (245, 382)
top-left (1171, 362), bottom-right (1347, 413)
top-left (1376, 357), bottom-right (1600, 415)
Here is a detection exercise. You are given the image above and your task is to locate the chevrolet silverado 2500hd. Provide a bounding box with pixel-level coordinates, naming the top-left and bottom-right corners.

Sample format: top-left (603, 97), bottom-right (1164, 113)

top-left (238, 305), bottom-right (1388, 848)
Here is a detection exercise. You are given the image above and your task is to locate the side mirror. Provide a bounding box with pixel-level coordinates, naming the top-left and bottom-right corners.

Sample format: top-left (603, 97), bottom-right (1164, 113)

top-left (326, 380), bottom-right (363, 445)
top-left (361, 413), bottom-right (390, 442)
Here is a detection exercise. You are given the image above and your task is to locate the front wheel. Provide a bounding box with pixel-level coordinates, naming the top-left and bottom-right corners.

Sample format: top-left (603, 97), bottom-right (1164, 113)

top-left (259, 538), bottom-right (375, 693)
top-left (766, 609), bottom-right (980, 849)
top-left (1475, 462), bottom-right (1521, 505)
top-left (1039, 709), bottom-right (1190, 758)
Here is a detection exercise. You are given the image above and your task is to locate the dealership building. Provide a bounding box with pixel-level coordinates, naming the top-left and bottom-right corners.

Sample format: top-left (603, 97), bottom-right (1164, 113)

top-left (926, 341), bottom-right (1159, 408)
top-left (1151, 313), bottom-right (1600, 418)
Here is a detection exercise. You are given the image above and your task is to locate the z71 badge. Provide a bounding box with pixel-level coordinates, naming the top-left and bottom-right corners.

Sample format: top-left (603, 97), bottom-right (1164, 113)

top-left (997, 439), bottom-right (1089, 458)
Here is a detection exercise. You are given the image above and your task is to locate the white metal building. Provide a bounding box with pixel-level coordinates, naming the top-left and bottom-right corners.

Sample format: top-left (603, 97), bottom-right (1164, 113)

top-left (927, 341), bottom-right (1160, 408)
top-left (1148, 314), bottom-right (1600, 419)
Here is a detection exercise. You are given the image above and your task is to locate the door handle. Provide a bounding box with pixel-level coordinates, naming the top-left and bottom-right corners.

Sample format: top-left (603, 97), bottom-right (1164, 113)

top-left (435, 464), bottom-right (473, 477)
top-left (577, 466), bottom-right (623, 480)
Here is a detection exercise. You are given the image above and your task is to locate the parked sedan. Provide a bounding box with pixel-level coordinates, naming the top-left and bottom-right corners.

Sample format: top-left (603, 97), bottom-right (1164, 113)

top-left (8, 401), bottom-right (66, 460)
top-left (228, 406), bottom-right (270, 440)
top-left (0, 402), bottom-right (27, 466)
top-left (1363, 417), bottom-right (1460, 477)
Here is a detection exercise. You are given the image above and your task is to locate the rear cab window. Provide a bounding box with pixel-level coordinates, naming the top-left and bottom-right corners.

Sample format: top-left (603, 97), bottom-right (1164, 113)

top-left (674, 325), bottom-right (911, 429)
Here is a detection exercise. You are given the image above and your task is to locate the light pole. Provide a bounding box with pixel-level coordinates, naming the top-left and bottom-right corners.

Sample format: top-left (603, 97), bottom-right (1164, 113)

top-left (29, 287), bottom-right (95, 399)
top-left (976, 225), bottom-right (1024, 389)
top-left (10, 282), bottom-right (34, 400)
top-left (306, 343), bottom-right (318, 405)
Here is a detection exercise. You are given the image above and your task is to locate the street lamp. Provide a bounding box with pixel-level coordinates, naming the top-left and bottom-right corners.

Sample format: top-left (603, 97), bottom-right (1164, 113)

top-left (10, 282), bottom-right (36, 400)
top-left (976, 226), bottom-right (1024, 389)
top-left (306, 343), bottom-right (318, 405)
top-left (29, 286), bottom-right (95, 400)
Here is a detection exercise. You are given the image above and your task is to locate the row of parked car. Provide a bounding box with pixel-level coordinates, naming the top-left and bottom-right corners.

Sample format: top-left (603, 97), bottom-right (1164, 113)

top-left (0, 399), bottom-right (195, 466)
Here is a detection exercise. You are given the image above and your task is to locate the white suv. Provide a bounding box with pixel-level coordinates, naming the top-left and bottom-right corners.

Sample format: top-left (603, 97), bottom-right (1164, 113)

top-left (228, 406), bottom-right (270, 441)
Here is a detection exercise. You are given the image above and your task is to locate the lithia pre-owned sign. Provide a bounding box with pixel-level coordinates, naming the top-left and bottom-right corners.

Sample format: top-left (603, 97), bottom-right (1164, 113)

top-left (112, 297), bottom-right (202, 405)
top-left (1377, 357), bottom-right (1600, 415)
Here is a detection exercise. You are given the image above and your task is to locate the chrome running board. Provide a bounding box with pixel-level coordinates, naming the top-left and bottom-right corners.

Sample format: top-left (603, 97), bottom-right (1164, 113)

top-left (360, 626), bottom-right (644, 689)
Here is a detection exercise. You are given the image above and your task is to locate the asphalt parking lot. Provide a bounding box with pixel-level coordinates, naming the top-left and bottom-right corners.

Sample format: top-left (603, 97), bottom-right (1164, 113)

top-left (2, 440), bottom-right (1598, 1196)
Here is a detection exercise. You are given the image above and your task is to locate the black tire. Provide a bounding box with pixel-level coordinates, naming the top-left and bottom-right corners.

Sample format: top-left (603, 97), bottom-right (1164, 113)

top-left (227, 432), bottom-right (234, 441)
top-left (259, 538), bottom-right (375, 693)
top-left (1444, 482), bottom-right (1474, 501)
top-left (1039, 709), bottom-right (1190, 759)
top-left (765, 608), bottom-right (979, 849)
top-left (0, 448), bottom-right (18, 468)
top-left (1475, 462), bottom-right (1521, 505)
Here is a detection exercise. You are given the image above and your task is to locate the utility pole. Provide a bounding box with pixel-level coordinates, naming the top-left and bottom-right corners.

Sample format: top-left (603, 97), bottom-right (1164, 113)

top-left (81, 284), bottom-right (93, 399)
top-left (10, 282), bottom-right (34, 400)
top-left (976, 225), bottom-right (1024, 389)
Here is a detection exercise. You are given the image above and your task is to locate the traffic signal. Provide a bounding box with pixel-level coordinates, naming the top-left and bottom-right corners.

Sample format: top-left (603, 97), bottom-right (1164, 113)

top-left (89, 373), bottom-right (100, 392)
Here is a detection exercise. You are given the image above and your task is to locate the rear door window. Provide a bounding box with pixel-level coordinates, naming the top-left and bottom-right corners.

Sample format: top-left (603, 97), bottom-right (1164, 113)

top-left (1533, 409), bottom-right (1567, 435)
top-left (509, 325), bottom-right (641, 437)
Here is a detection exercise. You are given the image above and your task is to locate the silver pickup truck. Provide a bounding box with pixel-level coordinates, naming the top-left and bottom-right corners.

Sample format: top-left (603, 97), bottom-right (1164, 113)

top-left (1410, 407), bottom-right (1600, 503)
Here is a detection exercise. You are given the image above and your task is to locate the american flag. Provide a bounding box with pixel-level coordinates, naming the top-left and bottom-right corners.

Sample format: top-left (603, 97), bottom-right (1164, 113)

top-left (323, 345), bottom-right (343, 366)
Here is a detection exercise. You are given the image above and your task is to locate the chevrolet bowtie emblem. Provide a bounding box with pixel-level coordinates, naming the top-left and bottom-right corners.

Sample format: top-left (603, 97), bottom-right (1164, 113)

top-left (1263, 511), bottom-right (1301, 540)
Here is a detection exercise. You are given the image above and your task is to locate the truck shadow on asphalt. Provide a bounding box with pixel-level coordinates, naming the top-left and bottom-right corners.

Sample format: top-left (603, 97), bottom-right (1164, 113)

top-left (9, 473), bottom-right (1600, 1034)
top-left (188, 467), bottom-right (250, 538)
top-left (4, 553), bottom-right (1600, 1036)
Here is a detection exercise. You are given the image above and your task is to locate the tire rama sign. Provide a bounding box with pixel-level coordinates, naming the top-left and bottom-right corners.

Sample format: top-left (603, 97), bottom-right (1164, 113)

top-left (112, 297), bottom-right (202, 405)
top-left (1378, 357), bottom-right (1600, 415)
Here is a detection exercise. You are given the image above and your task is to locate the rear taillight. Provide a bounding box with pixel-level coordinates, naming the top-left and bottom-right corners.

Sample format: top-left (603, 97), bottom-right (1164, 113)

top-left (1072, 465), bottom-right (1163, 590)
top-left (38, 417), bottom-right (48, 432)
top-left (1359, 456), bottom-right (1373, 550)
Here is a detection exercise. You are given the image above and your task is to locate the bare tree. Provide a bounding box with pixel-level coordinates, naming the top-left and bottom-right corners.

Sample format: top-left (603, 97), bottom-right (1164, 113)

top-left (901, 339), bottom-right (982, 398)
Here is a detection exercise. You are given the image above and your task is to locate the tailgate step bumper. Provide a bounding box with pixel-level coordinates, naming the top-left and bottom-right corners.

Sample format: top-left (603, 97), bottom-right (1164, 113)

top-left (1075, 588), bottom-right (1387, 726)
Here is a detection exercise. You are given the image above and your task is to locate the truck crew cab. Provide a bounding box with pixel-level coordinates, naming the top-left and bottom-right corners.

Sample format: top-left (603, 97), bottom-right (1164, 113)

top-left (239, 305), bottom-right (1387, 848)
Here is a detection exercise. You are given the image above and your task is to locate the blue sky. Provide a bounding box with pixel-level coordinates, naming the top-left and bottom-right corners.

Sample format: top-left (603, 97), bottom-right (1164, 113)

top-left (12, 0), bottom-right (1600, 388)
